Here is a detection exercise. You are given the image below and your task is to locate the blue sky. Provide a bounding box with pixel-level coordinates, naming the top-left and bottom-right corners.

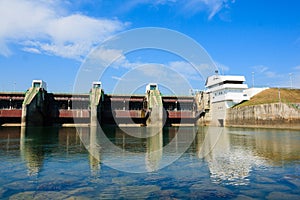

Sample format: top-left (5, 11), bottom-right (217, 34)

top-left (1, 0), bottom-right (300, 93)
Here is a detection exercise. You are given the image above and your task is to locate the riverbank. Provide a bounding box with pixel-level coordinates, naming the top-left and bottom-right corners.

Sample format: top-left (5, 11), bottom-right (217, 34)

top-left (234, 88), bottom-right (300, 107)
top-left (226, 88), bottom-right (300, 130)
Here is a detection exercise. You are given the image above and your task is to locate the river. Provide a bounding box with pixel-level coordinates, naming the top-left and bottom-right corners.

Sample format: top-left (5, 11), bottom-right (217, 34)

top-left (0, 126), bottom-right (299, 199)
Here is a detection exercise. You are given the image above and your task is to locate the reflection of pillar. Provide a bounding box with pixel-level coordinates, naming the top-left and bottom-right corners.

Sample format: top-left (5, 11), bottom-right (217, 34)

top-left (89, 125), bottom-right (101, 174)
top-left (145, 127), bottom-right (163, 172)
top-left (19, 127), bottom-right (45, 176)
top-left (20, 126), bottom-right (26, 153)
top-left (199, 127), bottom-right (230, 158)
top-left (195, 126), bottom-right (206, 156)
top-left (66, 131), bottom-right (69, 155)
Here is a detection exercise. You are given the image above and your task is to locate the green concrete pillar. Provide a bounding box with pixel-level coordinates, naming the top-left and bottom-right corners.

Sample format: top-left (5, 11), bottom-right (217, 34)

top-left (21, 80), bottom-right (48, 126)
top-left (145, 83), bottom-right (163, 126)
top-left (90, 82), bottom-right (103, 126)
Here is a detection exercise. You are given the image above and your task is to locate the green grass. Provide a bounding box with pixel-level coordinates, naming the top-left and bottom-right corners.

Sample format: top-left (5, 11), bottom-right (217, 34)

top-left (235, 88), bottom-right (300, 108)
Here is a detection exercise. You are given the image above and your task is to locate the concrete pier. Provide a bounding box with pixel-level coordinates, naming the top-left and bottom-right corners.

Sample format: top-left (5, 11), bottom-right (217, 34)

top-left (145, 83), bottom-right (164, 126)
top-left (89, 82), bottom-right (104, 126)
top-left (21, 80), bottom-right (54, 126)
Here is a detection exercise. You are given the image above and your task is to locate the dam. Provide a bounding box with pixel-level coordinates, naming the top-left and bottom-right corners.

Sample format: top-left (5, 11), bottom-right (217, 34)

top-left (0, 80), bottom-right (206, 127)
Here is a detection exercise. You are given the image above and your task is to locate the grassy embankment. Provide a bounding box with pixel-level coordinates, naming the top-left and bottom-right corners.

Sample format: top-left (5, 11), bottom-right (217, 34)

top-left (235, 88), bottom-right (300, 108)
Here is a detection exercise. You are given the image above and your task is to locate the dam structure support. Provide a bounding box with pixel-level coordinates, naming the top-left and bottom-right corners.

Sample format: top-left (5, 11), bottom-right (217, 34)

top-left (145, 83), bottom-right (164, 126)
top-left (89, 82), bottom-right (104, 126)
top-left (21, 80), bottom-right (55, 126)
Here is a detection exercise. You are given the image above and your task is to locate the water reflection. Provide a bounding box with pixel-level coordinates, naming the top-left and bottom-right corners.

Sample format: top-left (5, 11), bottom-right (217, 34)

top-left (199, 127), bottom-right (300, 185)
top-left (252, 129), bottom-right (300, 165)
top-left (17, 127), bottom-right (87, 177)
top-left (0, 126), bottom-right (299, 186)
top-left (145, 127), bottom-right (163, 172)
top-left (89, 125), bottom-right (101, 174)
top-left (85, 125), bottom-right (164, 173)
top-left (197, 127), bottom-right (257, 185)
top-left (20, 127), bottom-right (59, 176)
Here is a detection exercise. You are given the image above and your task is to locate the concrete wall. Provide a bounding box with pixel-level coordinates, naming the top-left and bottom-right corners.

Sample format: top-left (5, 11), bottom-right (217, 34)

top-left (195, 92), bottom-right (211, 126)
top-left (196, 101), bottom-right (227, 127)
top-left (226, 103), bottom-right (300, 129)
top-left (209, 101), bottom-right (227, 127)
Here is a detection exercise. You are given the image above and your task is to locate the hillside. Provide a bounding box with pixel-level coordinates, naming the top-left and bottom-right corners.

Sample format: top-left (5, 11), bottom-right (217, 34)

top-left (235, 88), bottom-right (300, 108)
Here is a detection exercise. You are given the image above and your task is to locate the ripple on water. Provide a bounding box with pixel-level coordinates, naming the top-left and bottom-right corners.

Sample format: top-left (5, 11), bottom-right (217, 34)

top-left (283, 174), bottom-right (300, 188)
top-left (189, 183), bottom-right (235, 199)
top-left (99, 186), bottom-right (121, 199)
top-left (9, 191), bottom-right (70, 200)
top-left (4, 180), bottom-right (36, 191)
top-left (266, 192), bottom-right (300, 200)
top-left (0, 188), bottom-right (7, 199)
top-left (118, 185), bottom-right (160, 199)
top-left (148, 189), bottom-right (179, 199)
top-left (251, 183), bottom-right (292, 193)
top-left (233, 194), bottom-right (256, 200)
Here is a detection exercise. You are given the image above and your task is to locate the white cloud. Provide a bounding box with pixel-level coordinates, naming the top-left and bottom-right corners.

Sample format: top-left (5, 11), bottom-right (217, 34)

top-left (112, 76), bottom-right (123, 81)
top-left (169, 61), bottom-right (194, 74)
top-left (47, 15), bottom-right (123, 44)
top-left (89, 48), bottom-right (127, 67)
top-left (22, 47), bottom-right (41, 54)
top-left (168, 0), bottom-right (235, 19)
top-left (252, 65), bottom-right (281, 79)
top-left (168, 61), bottom-right (204, 81)
top-left (0, 0), bottom-right (126, 59)
top-left (0, 42), bottom-right (11, 57)
top-left (120, 0), bottom-right (235, 20)
top-left (214, 61), bottom-right (230, 74)
top-left (253, 65), bottom-right (269, 73)
top-left (292, 73), bottom-right (300, 88)
top-left (293, 66), bottom-right (300, 70)
top-left (249, 65), bottom-right (299, 88)
top-left (113, 63), bottom-right (192, 95)
top-left (85, 46), bottom-right (204, 93)
top-left (264, 71), bottom-right (277, 78)
top-left (181, 0), bottom-right (225, 19)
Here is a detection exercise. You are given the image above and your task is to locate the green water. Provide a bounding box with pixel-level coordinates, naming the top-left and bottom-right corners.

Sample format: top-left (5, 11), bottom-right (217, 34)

top-left (0, 126), bottom-right (299, 199)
